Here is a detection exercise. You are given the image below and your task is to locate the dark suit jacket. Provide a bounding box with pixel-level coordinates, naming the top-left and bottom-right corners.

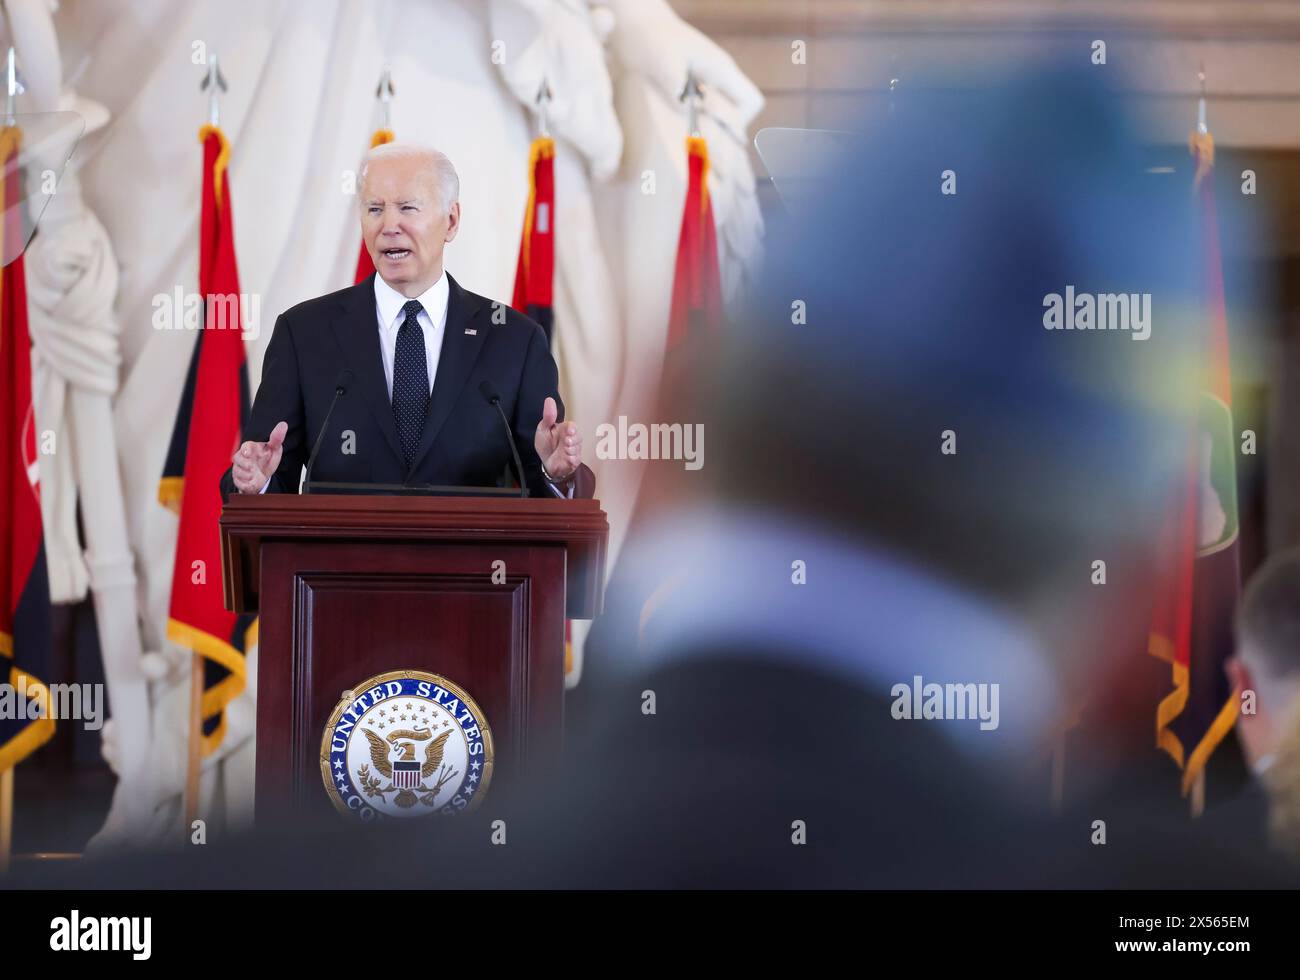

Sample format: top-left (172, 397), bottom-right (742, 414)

top-left (220, 272), bottom-right (583, 499)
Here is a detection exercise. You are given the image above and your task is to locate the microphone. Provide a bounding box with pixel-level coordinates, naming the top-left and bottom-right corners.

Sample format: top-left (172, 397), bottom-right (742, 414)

top-left (479, 381), bottom-right (528, 498)
top-left (303, 369), bottom-right (354, 493)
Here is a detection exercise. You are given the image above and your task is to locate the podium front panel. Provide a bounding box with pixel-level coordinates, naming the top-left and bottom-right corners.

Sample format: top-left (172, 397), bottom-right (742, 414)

top-left (254, 540), bottom-right (566, 816)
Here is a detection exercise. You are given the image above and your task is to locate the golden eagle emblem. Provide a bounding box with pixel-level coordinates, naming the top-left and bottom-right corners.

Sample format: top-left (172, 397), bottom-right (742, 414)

top-left (358, 726), bottom-right (456, 808)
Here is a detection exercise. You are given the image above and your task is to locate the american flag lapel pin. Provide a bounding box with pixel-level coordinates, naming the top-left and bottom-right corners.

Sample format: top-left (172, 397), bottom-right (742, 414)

top-left (465, 328), bottom-right (477, 335)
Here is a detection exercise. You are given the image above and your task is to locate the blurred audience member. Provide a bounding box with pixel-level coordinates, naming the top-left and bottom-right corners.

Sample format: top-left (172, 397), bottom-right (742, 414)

top-left (1224, 550), bottom-right (1300, 856)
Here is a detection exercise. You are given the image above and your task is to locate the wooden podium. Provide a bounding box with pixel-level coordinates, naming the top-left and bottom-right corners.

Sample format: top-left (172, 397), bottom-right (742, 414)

top-left (219, 494), bottom-right (608, 818)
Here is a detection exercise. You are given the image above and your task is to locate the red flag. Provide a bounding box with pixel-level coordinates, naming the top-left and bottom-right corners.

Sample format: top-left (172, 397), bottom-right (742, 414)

top-left (509, 135), bottom-right (568, 669)
top-left (637, 134), bottom-right (726, 509)
top-left (511, 136), bottom-right (555, 344)
top-left (1149, 129), bottom-right (1241, 796)
top-left (666, 136), bottom-right (723, 350)
top-left (161, 125), bottom-right (253, 756)
top-left (0, 125), bottom-right (55, 770)
top-left (604, 135), bottom-right (728, 682)
top-left (354, 128), bottom-right (395, 284)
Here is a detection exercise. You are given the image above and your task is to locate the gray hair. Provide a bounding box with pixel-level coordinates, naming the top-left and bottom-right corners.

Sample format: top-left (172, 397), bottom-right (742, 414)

top-left (359, 142), bottom-right (460, 216)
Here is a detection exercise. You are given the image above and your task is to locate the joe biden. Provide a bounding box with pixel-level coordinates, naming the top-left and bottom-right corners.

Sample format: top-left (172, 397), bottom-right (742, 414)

top-left (221, 142), bottom-right (584, 499)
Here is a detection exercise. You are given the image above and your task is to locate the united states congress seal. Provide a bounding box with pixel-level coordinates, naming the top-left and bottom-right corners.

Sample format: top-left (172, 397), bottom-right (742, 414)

top-left (320, 669), bottom-right (494, 821)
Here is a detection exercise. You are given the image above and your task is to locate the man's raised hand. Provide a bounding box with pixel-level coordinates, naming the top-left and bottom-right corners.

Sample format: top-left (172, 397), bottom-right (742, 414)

top-left (231, 421), bottom-right (288, 494)
top-left (534, 397), bottom-right (581, 483)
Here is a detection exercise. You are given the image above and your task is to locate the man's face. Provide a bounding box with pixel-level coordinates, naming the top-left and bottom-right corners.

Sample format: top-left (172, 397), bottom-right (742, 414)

top-left (361, 154), bottom-right (460, 297)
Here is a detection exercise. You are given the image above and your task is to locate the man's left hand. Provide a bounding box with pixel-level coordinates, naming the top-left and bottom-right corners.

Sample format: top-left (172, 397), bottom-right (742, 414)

top-left (534, 396), bottom-right (581, 483)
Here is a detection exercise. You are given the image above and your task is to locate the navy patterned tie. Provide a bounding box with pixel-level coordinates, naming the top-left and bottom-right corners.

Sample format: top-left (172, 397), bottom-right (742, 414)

top-left (392, 299), bottom-right (429, 470)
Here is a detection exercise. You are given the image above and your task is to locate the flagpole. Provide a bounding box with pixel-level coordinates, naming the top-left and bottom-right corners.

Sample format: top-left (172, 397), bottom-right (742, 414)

top-left (887, 51), bottom-right (900, 118)
top-left (1190, 769), bottom-right (1206, 818)
top-left (535, 75), bottom-right (552, 138)
top-left (377, 65), bottom-right (394, 133)
top-left (202, 52), bottom-right (226, 129)
top-left (1197, 63), bottom-right (1208, 138)
top-left (0, 768), bottom-right (13, 873)
top-left (184, 653), bottom-right (203, 830)
top-left (679, 68), bottom-right (702, 138)
top-left (5, 45), bottom-right (20, 127)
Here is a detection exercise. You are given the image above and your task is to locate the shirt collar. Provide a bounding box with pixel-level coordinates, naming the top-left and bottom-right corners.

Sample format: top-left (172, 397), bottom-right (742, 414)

top-left (373, 270), bottom-right (449, 332)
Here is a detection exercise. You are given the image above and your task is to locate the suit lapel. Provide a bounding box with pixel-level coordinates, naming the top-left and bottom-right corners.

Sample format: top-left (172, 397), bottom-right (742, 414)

top-left (409, 272), bottom-right (487, 473)
top-left (329, 274), bottom-right (405, 465)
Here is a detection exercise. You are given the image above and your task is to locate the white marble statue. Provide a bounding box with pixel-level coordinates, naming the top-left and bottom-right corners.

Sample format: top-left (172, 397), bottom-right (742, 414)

top-left (5, 0), bottom-right (157, 848)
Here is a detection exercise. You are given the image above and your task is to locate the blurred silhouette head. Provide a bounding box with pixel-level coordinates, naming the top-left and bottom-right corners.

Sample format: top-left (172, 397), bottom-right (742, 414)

top-left (710, 59), bottom-right (1197, 602)
top-left (1229, 549), bottom-right (1300, 768)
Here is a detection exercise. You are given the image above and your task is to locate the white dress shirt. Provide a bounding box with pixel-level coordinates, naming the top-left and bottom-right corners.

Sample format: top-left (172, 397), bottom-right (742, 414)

top-left (372, 270), bottom-right (567, 495)
top-left (373, 271), bottom-right (449, 397)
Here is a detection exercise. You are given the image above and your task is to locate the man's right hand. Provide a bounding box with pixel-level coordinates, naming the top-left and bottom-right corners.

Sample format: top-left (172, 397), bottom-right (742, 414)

top-left (231, 420), bottom-right (288, 494)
